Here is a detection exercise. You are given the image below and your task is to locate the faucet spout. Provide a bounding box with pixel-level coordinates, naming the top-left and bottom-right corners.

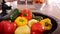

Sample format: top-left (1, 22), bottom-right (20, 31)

top-left (1, 0), bottom-right (11, 16)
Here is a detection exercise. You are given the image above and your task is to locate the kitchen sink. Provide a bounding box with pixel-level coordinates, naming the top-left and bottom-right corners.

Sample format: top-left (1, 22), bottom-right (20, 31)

top-left (0, 12), bottom-right (58, 34)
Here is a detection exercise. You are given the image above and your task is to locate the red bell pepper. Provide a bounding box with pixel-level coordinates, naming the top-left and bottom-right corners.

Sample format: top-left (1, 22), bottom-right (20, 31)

top-left (1, 20), bottom-right (17, 34)
top-left (32, 32), bottom-right (43, 34)
top-left (0, 22), bottom-right (3, 34)
top-left (21, 9), bottom-right (32, 20)
top-left (31, 23), bottom-right (44, 34)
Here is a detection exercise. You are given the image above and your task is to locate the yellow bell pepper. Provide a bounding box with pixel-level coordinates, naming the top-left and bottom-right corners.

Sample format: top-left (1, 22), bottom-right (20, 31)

top-left (40, 18), bottom-right (52, 30)
top-left (15, 16), bottom-right (28, 26)
top-left (15, 25), bottom-right (30, 34)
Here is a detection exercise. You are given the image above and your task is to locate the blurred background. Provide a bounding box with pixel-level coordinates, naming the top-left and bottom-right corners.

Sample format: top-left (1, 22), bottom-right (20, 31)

top-left (0, 0), bottom-right (60, 19)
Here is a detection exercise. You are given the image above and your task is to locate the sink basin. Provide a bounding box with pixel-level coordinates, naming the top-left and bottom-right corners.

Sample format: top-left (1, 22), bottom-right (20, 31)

top-left (0, 12), bottom-right (58, 34)
top-left (0, 14), bottom-right (8, 22)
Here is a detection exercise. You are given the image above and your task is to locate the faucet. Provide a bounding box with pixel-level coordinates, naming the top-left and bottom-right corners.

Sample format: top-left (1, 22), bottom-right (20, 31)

top-left (1, 0), bottom-right (12, 16)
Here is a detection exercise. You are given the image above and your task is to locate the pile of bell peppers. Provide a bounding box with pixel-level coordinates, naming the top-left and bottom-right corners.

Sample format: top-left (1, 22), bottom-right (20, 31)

top-left (0, 9), bottom-right (52, 34)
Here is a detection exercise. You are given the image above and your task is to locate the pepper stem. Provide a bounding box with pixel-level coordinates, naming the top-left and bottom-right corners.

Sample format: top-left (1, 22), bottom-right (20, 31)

top-left (19, 19), bottom-right (24, 22)
top-left (45, 22), bottom-right (49, 26)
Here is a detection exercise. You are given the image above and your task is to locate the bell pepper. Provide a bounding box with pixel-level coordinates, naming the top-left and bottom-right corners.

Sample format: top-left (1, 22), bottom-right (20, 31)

top-left (21, 9), bottom-right (32, 20)
top-left (15, 25), bottom-right (30, 34)
top-left (15, 16), bottom-right (28, 26)
top-left (40, 18), bottom-right (52, 30)
top-left (1, 20), bottom-right (17, 34)
top-left (8, 8), bottom-right (20, 22)
top-left (28, 19), bottom-right (38, 27)
top-left (0, 22), bottom-right (3, 34)
top-left (33, 16), bottom-right (43, 21)
top-left (32, 23), bottom-right (44, 34)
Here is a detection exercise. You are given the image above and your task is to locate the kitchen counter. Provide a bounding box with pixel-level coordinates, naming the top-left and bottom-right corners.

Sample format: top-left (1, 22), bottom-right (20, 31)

top-left (18, 4), bottom-right (60, 34)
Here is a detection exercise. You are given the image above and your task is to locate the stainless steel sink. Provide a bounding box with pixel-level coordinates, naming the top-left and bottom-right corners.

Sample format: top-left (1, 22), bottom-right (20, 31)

top-left (0, 12), bottom-right (59, 34)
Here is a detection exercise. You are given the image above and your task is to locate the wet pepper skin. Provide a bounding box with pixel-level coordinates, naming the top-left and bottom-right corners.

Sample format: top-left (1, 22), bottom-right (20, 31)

top-left (32, 23), bottom-right (44, 34)
top-left (21, 9), bottom-right (32, 20)
top-left (0, 20), bottom-right (17, 34)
